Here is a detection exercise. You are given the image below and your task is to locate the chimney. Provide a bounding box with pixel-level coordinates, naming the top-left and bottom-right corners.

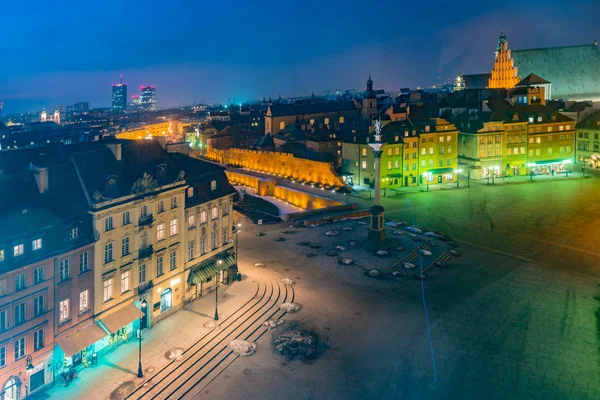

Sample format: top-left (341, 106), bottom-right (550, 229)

top-left (107, 143), bottom-right (122, 160)
top-left (29, 163), bottom-right (48, 194)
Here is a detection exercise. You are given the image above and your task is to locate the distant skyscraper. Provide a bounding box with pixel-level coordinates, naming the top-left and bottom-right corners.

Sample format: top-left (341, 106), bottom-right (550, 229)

top-left (140, 86), bottom-right (156, 111)
top-left (0, 102), bottom-right (3, 119)
top-left (112, 75), bottom-right (127, 112)
top-left (74, 102), bottom-right (89, 112)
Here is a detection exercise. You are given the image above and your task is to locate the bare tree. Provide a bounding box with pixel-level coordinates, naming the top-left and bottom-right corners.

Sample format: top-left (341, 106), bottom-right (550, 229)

top-left (211, 148), bottom-right (228, 164)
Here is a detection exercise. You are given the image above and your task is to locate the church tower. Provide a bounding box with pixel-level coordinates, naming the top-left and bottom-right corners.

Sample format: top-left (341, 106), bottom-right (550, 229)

top-left (488, 32), bottom-right (520, 89)
top-left (362, 73), bottom-right (378, 119)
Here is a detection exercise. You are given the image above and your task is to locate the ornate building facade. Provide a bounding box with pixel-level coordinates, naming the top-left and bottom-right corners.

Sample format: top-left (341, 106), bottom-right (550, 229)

top-left (488, 32), bottom-right (520, 89)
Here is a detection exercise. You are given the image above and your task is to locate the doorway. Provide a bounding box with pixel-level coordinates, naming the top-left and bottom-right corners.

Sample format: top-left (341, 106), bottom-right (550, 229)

top-left (160, 288), bottom-right (172, 313)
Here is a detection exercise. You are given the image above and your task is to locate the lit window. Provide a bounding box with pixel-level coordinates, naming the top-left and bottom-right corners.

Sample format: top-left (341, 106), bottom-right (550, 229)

top-left (188, 215), bottom-right (196, 228)
top-left (387, 162), bottom-right (392, 170)
top-left (59, 299), bottom-right (69, 323)
top-left (538, 116), bottom-right (542, 122)
top-left (200, 211), bottom-right (207, 224)
top-left (0, 250), bottom-right (3, 262)
top-left (121, 271), bottom-right (130, 293)
top-left (211, 207), bottom-right (218, 219)
top-left (211, 180), bottom-right (217, 191)
top-left (428, 147), bottom-right (434, 155)
top-left (103, 279), bottom-right (113, 302)
top-left (339, 116), bottom-right (345, 124)
top-left (223, 227), bottom-right (228, 245)
top-left (310, 119), bottom-right (315, 125)
top-left (32, 239), bottom-right (42, 251)
top-left (361, 148), bottom-right (367, 157)
top-left (170, 219), bottom-right (178, 236)
top-left (421, 148), bottom-right (426, 155)
top-left (361, 161), bottom-right (367, 169)
top-left (438, 135), bottom-right (443, 141)
top-left (13, 244), bottom-right (24, 257)
top-left (279, 121), bottom-right (285, 130)
top-left (446, 146), bottom-right (452, 154)
top-left (79, 290), bottom-right (89, 313)
top-left (324, 118), bottom-right (330, 125)
top-left (157, 224), bottom-right (165, 241)
top-left (536, 137), bottom-right (541, 143)
top-left (387, 148), bottom-right (392, 156)
top-left (187, 187), bottom-right (194, 198)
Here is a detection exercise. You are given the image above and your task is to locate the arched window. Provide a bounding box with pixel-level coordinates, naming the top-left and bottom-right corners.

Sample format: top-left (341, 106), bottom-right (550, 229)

top-left (279, 121), bottom-right (285, 130)
top-left (200, 211), bottom-right (207, 223)
top-left (211, 207), bottom-right (218, 220)
top-left (187, 187), bottom-right (194, 198)
top-left (310, 119), bottom-right (315, 126)
top-left (324, 118), bottom-right (330, 125)
top-left (339, 116), bottom-right (345, 124)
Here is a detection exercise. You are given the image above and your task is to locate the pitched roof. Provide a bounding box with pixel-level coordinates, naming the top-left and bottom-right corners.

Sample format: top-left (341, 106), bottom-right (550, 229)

top-left (267, 101), bottom-right (359, 117)
top-left (517, 73), bottom-right (550, 86)
top-left (576, 109), bottom-right (600, 129)
top-left (512, 45), bottom-right (600, 99)
top-left (252, 134), bottom-right (274, 149)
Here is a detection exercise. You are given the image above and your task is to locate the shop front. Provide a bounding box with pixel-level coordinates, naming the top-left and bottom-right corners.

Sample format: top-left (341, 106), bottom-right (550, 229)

top-left (55, 322), bottom-right (108, 376)
top-left (186, 251), bottom-right (237, 301)
top-left (422, 168), bottom-right (456, 185)
top-left (527, 159), bottom-right (573, 175)
top-left (150, 273), bottom-right (184, 324)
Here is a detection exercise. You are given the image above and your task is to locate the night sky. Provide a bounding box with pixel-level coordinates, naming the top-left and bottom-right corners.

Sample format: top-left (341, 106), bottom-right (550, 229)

top-left (1, 0), bottom-right (598, 114)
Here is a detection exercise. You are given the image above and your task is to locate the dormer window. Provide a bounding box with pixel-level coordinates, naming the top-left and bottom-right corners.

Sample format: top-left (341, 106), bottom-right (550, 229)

top-left (395, 136), bottom-right (399, 142)
top-left (69, 227), bottom-right (79, 240)
top-left (187, 187), bottom-right (194, 198)
top-left (106, 175), bottom-right (118, 194)
top-left (528, 117), bottom-right (534, 123)
top-left (324, 118), bottom-right (330, 125)
top-left (425, 126), bottom-right (430, 132)
top-left (157, 164), bottom-right (167, 180)
top-left (210, 180), bottom-right (217, 191)
top-left (14, 244), bottom-right (24, 257)
top-left (538, 116), bottom-right (542, 122)
top-left (32, 239), bottom-right (42, 251)
top-left (0, 250), bottom-right (4, 262)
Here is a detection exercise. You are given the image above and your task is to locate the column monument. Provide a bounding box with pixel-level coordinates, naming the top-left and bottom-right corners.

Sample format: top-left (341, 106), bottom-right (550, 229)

top-left (368, 119), bottom-right (386, 242)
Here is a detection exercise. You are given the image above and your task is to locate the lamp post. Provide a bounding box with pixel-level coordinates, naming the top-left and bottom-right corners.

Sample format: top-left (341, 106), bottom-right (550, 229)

top-left (25, 355), bottom-right (34, 399)
top-left (235, 222), bottom-right (241, 262)
top-left (214, 259), bottom-right (223, 321)
top-left (137, 299), bottom-right (147, 378)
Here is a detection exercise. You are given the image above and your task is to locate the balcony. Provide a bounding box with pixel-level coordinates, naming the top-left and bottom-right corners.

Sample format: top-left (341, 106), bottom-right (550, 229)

top-left (138, 245), bottom-right (154, 260)
top-left (139, 214), bottom-right (154, 227)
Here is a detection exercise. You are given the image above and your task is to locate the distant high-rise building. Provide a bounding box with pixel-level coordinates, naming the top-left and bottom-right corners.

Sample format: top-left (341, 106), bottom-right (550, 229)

top-left (140, 86), bottom-right (157, 111)
top-left (112, 75), bottom-right (127, 112)
top-left (74, 102), bottom-right (89, 112)
top-left (0, 102), bottom-right (3, 119)
top-left (129, 95), bottom-right (142, 110)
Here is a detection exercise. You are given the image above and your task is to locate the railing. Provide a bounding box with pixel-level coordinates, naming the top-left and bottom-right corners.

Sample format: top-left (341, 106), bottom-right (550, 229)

top-left (139, 214), bottom-right (154, 227)
top-left (138, 245), bottom-right (154, 259)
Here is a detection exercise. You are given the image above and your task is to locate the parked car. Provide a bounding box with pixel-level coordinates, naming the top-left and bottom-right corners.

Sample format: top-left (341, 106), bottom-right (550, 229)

top-left (404, 225), bottom-right (424, 234)
top-left (423, 231), bottom-right (447, 241)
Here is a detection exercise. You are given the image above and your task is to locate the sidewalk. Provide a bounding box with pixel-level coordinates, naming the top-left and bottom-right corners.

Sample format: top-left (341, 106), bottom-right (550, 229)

top-left (36, 272), bottom-right (259, 400)
top-left (468, 172), bottom-right (587, 186)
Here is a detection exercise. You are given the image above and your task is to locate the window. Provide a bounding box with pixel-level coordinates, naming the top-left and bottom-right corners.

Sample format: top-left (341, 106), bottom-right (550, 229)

top-left (223, 227), bottom-right (228, 245)
top-left (222, 204), bottom-right (229, 216)
top-left (15, 303), bottom-right (25, 325)
top-left (310, 119), bottom-right (315, 125)
top-left (559, 146), bottom-right (564, 154)
top-left (200, 233), bottom-right (206, 255)
top-left (170, 219), bottom-right (178, 236)
top-left (404, 164), bottom-right (409, 171)
top-left (538, 116), bottom-right (542, 122)
top-left (394, 147), bottom-right (400, 156)
top-left (394, 160), bottom-right (399, 169)
top-left (528, 137), bottom-right (533, 144)
top-left (421, 160), bottom-right (426, 167)
top-left (105, 216), bottom-right (114, 232)
top-left (559, 125), bottom-right (564, 131)
top-left (212, 228), bottom-right (217, 250)
top-left (122, 237), bottom-right (130, 257)
top-left (438, 135), bottom-right (443, 142)
top-left (121, 271), bottom-right (130, 293)
top-left (59, 299), bottom-right (69, 323)
top-left (211, 207), bottom-right (218, 220)
top-left (0, 280), bottom-right (7, 296)
top-left (157, 256), bottom-right (164, 276)
top-left (32, 238), bottom-right (42, 251)
top-left (187, 187), bottom-right (194, 198)
top-left (428, 147), bottom-right (434, 155)
top-left (69, 227), bottom-right (79, 240)
top-left (404, 153), bottom-right (410, 160)
top-left (339, 116), bottom-right (345, 124)
top-left (547, 127), bottom-right (552, 132)
top-left (0, 250), bottom-right (3, 262)
top-left (324, 118), bottom-right (330, 125)
top-left (439, 159), bottom-right (444, 167)
top-left (446, 146), bottom-right (452, 154)
top-left (103, 279), bottom-right (113, 302)
top-left (104, 243), bottom-right (113, 264)
top-left (421, 148), bottom-right (426, 155)
top-left (188, 215), bottom-right (196, 228)
top-left (158, 200), bottom-right (165, 213)
top-left (279, 121), bottom-right (285, 130)
top-left (529, 150), bottom-right (534, 156)
top-left (14, 337), bottom-right (25, 360)
top-left (535, 149), bottom-right (541, 156)
top-left (387, 161), bottom-right (392, 170)
top-left (33, 267), bottom-right (44, 284)
top-left (79, 290), bottom-right (89, 313)
top-left (15, 273), bottom-right (26, 291)
top-left (548, 148), bottom-right (553, 155)
top-left (536, 137), bottom-right (541, 144)
top-left (446, 136), bottom-right (451, 142)
top-left (59, 259), bottom-right (69, 281)
top-left (548, 136), bottom-right (553, 142)
top-left (33, 295), bottom-right (44, 317)
top-left (122, 211), bottom-right (130, 226)
top-left (566, 146), bottom-right (571, 153)
top-left (0, 311), bottom-right (5, 331)
top-left (211, 180), bottom-right (217, 191)
top-left (139, 264), bottom-right (147, 284)
top-left (200, 211), bottom-right (207, 224)
top-left (412, 163), bottom-right (417, 170)
top-left (79, 252), bottom-right (88, 273)
top-left (170, 251), bottom-right (177, 270)
top-left (34, 329), bottom-right (44, 351)
top-left (439, 147), bottom-right (444, 154)
top-left (361, 148), bottom-right (367, 157)
top-left (520, 147), bottom-right (525, 154)
top-left (387, 148), bottom-right (392, 157)
top-left (0, 347), bottom-right (5, 367)
top-left (157, 224), bottom-right (165, 241)
top-left (566, 125), bottom-right (570, 130)
top-left (13, 244), bottom-right (24, 257)
top-left (429, 159), bottom-right (434, 167)
top-left (170, 197), bottom-right (177, 209)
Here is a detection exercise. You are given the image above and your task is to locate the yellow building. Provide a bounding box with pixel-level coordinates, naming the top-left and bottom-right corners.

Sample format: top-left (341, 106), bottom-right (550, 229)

top-left (416, 118), bottom-right (459, 185)
top-left (116, 120), bottom-right (181, 142)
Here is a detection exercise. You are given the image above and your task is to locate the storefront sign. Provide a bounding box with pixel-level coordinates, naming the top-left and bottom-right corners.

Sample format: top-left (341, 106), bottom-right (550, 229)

top-left (32, 362), bottom-right (44, 374)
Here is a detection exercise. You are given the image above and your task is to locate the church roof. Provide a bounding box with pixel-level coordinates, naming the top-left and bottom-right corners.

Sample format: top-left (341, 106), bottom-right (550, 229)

top-left (512, 44), bottom-right (600, 99)
top-left (516, 73), bottom-right (550, 87)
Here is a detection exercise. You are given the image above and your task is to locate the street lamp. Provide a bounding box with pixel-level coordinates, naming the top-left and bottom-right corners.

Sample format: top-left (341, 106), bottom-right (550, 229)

top-left (25, 355), bottom-right (34, 399)
top-left (235, 222), bottom-right (241, 262)
top-left (214, 259), bottom-right (223, 321)
top-left (137, 299), bottom-right (147, 378)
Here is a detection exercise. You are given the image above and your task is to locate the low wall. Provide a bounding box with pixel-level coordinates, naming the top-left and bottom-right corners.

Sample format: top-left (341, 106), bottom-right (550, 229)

top-left (225, 171), bottom-right (260, 189)
top-left (273, 186), bottom-right (342, 210)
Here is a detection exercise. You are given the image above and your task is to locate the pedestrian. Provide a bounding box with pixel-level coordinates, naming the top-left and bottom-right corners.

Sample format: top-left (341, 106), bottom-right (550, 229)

top-left (551, 169), bottom-right (555, 176)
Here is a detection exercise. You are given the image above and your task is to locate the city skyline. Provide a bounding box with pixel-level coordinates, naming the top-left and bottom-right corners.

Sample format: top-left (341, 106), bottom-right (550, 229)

top-left (0, 0), bottom-right (599, 114)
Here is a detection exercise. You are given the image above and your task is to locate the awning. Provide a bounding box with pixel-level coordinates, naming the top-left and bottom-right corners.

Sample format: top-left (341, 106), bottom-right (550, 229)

top-left (188, 253), bottom-right (236, 285)
top-left (530, 158), bottom-right (572, 166)
top-left (386, 173), bottom-right (403, 178)
top-left (426, 167), bottom-right (455, 174)
top-left (98, 303), bottom-right (141, 334)
top-left (57, 323), bottom-right (107, 357)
